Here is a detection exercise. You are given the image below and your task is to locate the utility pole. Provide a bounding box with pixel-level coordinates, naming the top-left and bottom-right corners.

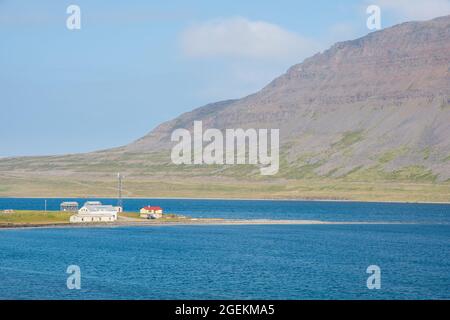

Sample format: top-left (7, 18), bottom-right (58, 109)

top-left (117, 173), bottom-right (123, 209)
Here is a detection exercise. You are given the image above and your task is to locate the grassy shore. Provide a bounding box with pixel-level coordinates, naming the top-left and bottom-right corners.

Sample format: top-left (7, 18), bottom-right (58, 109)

top-left (0, 210), bottom-right (73, 227)
top-left (0, 210), bottom-right (404, 229)
top-left (120, 212), bottom-right (190, 222)
top-left (0, 210), bottom-right (193, 228)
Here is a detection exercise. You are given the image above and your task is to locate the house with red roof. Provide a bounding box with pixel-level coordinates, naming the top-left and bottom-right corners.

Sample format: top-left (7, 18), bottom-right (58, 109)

top-left (140, 206), bottom-right (163, 219)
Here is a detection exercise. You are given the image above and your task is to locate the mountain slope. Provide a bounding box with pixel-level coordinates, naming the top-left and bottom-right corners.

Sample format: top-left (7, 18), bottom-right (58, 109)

top-left (125, 15), bottom-right (450, 181)
top-left (1, 15), bottom-right (450, 200)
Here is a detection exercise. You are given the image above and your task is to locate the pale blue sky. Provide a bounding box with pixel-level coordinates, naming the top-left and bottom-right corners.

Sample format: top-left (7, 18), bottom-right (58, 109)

top-left (1, 0), bottom-right (448, 156)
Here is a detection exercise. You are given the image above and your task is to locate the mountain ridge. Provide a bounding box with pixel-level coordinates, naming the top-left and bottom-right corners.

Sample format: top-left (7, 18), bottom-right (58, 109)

top-left (123, 14), bottom-right (450, 181)
top-left (1, 15), bottom-right (450, 200)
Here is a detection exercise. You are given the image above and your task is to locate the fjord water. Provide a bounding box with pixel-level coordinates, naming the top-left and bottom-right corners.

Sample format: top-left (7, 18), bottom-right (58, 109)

top-left (0, 198), bottom-right (449, 299)
top-left (1, 197), bottom-right (450, 223)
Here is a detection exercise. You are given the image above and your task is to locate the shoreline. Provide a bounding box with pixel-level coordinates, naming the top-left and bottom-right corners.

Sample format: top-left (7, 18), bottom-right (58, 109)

top-left (0, 218), bottom-right (420, 230)
top-left (1, 196), bottom-right (450, 205)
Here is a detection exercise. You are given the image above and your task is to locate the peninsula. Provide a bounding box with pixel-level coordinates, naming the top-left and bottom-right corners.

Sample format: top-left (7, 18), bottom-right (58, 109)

top-left (0, 210), bottom-right (402, 229)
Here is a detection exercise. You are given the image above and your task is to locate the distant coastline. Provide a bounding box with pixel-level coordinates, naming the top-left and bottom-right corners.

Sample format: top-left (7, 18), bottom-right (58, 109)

top-left (1, 195), bottom-right (450, 205)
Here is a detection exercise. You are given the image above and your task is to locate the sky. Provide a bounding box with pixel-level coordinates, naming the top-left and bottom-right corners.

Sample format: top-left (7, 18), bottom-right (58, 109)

top-left (1, 0), bottom-right (449, 157)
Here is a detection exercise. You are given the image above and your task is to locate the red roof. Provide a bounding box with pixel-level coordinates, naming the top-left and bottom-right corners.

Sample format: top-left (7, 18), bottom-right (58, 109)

top-left (143, 206), bottom-right (162, 210)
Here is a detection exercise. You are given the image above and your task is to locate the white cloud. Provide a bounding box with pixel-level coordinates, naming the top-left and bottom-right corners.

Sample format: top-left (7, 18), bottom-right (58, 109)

top-left (180, 17), bottom-right (319, 61)
top-left (374, 0), bottom-right (450, 21)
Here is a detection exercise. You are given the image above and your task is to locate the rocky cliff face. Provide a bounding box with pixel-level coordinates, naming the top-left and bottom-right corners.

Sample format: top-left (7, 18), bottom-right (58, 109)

top-left (124, 15), bottom-right (450, 181)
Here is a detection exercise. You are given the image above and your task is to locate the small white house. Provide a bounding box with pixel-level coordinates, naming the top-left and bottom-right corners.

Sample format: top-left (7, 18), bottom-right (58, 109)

top-left (70, 202), bottom-right (119, 223)
top-left (139, 206), bottom-right (163, 219)
top-left (60, 202), bottom-right (79, 212)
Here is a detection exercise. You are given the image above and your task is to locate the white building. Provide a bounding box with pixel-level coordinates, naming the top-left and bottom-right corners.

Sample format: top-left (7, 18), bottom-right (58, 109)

top-left (60, 201), bottom-right (79, 212)
top-left (70, 202), bottom-right (119, 223)
top-left (139, 206), bottom-right (163, 219)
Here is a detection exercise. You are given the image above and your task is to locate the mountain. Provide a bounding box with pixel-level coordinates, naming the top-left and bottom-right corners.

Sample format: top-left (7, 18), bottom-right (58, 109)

top-left (1, 15), bottom-right (450, 201)
top-left (128, 15), bottom-right (450, 179)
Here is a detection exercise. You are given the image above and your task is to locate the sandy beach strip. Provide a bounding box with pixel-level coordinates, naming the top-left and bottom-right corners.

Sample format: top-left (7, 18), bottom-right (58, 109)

top-left (0, 218), bottom-right (417, 230)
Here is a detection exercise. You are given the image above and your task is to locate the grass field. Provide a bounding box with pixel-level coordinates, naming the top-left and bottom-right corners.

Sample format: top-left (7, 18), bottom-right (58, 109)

top-left (0, 173), bottom-right (449, 203)
top-left (1, 148), bottom-right (450, 203)
top-left (0, 210), bottom-right (72, 226)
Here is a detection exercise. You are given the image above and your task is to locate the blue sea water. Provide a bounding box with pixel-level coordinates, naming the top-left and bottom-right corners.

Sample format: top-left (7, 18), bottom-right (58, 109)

top-left (1, 197), bottom-right (450, 223)
top-left (0, 198), bottom-right (449, 299)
